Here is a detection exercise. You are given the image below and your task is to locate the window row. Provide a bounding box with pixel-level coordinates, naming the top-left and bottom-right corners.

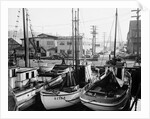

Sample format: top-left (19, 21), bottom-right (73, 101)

top-left (60, 50), bottom-right (72, 54)
top-left (59, 42), bottom-right (72, 45)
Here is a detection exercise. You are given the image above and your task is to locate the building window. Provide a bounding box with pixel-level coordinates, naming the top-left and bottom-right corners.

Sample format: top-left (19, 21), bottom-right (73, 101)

top-left (59, 42), bottom-right (65, 45)
top-left (60, 50), bottom-right (65, 53)
top-left (67, 50), bottom-right (72, 54)
top-left (47, 41), bottom-right (54, 45)
top-left (67, 42), bottom-right (72, 45)
top-left (26, 73), bottom-right (29, 79)
top-left (31, 71), bottom-right (34, 78)
top-left (37, 41), bottom-right (39, 47)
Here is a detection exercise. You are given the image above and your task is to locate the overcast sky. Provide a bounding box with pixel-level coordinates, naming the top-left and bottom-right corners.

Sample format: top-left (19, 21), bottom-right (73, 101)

top-left (8, 8), bottom-right (136, 43)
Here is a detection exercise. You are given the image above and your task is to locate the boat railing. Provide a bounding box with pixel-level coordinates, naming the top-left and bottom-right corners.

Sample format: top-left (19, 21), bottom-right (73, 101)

top-left (88, 89), bottom-right (106, 95)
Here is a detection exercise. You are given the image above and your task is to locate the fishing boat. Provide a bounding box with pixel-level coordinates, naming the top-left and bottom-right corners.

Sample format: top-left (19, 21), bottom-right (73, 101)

top-left (8, 8), bottom-right (40, 111)
top-left (8, 67), bottom-right (38, 110)
top-left (8, 8), bottom-right (61, 111)
top-left (40, 9), bottom-right (88, 110)
top-left (80, 9), bottom-right (132, 111)
top-left (80, 61), bottom-right (132, 111)
top-left (40, 66), bottom-right (82, 110)
top-left (8, 65), bottom-right (65, 111)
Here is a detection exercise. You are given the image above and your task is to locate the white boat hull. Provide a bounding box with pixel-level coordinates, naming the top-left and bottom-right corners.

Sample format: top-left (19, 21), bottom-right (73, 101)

top-left (40, 89), bottom-right (81, 110)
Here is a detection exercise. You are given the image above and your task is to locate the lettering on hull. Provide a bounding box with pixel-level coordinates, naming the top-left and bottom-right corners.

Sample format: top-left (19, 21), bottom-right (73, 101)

top-left (54, 96), bottom-right (66, 100)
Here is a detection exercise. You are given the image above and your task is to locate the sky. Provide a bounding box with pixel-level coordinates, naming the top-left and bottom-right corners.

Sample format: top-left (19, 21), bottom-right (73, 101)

top-left (8, 8), bottom-right (136, 45)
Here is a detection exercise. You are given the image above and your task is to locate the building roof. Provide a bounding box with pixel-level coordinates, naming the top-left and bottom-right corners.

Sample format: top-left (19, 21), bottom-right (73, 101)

top-left (20, 33), bottom-right (58, 40)
top-left (8, 38), bottom-right (21, 51)
top-left (8, 38), bottom-right (21, 45)
top-left (37, 33), bottom-right (58, 39)
top-left (47, 47), bottom-right (57, 51)
top-left (57, 36), bottom-right (83, 40)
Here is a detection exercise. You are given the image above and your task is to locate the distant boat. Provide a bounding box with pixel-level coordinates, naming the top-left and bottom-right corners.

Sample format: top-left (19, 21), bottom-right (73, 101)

top-left (80, 9), bottom-right (132, 111)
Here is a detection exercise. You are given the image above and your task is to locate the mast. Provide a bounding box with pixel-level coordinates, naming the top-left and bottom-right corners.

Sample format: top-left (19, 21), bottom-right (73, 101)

top-left (113, 8), bottom-right (118, 59)
top-left (23, 8), bottom-right (29, 67)
top-left (74, 9), bottom-right (80, 83)
top-left (136, 9), bottom-right (140, 57)
top-left (103, 32), bottom-right (106, 52)
top-left (91, 26), bottom-right (97, 55)
top-left (75, 11), bottom-right (78, 81)
top-left (75, 11), bottom-right (77, 68)
top-left (72, 8), bottom-right (75, 68)
top-left (77, 8), bottom-right (80, 65)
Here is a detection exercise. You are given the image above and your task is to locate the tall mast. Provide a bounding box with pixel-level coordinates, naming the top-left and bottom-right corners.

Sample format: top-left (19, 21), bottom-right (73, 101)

top-left (103, 32), bottom-right (106, 51)
top-left (77, 8), bottom-right (80, 65)
top-left (75, 11), bottom-right (77, 68)
top-left (91, 26), bottom-right (97, 55)
top-left (23, 8), bottom-right (29, 67)
top-left (74, 9), bottom-right (80, 83)
top-left (136, 9), bottom-right (140, 57)
top-left (113, 8), bottom-right (118, 59)
top-left (75, 11), bottom-right (78, 76)
top-left (74, 11), bottom-right (78, 83)
top-left (72, 8), bottom-right (74, 68)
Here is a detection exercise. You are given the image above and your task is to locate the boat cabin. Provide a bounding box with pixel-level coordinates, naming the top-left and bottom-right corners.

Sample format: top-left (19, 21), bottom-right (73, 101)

top-left (8, 67), bottom-right (38, 89)
top-left (8, 67), bottom-right (19, 78)
top-left (16, 68), bottom-right (38, 89)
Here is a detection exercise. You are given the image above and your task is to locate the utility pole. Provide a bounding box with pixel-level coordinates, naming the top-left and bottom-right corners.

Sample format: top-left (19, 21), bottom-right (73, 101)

top-left (131, 8), bottom-right (141, 57)
top-left (91, 25), bottom-right (97, 55)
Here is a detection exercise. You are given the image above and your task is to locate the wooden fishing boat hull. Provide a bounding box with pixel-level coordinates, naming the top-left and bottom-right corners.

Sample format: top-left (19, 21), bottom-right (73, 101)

top-left (15, 88), bottom-right (36, 110)
top-left (80, 90), bottom-right (131, 111)
top-left (17, 96), bottom-right (36, 111)
top-left (40, 88), bottom-right (82, 110)
top-left (80, 68), bottom-right (132, 111)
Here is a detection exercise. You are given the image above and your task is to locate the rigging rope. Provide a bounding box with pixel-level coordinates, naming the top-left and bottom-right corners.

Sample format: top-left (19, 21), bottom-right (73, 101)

top-left (13, 8), bottom-right (21, 40)
top-left (117, 17), bottom-right (123, 49)
top-left (25, 8), bottom-right (35, 38)
top-left (100, 17), bottom-right (115, 66)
